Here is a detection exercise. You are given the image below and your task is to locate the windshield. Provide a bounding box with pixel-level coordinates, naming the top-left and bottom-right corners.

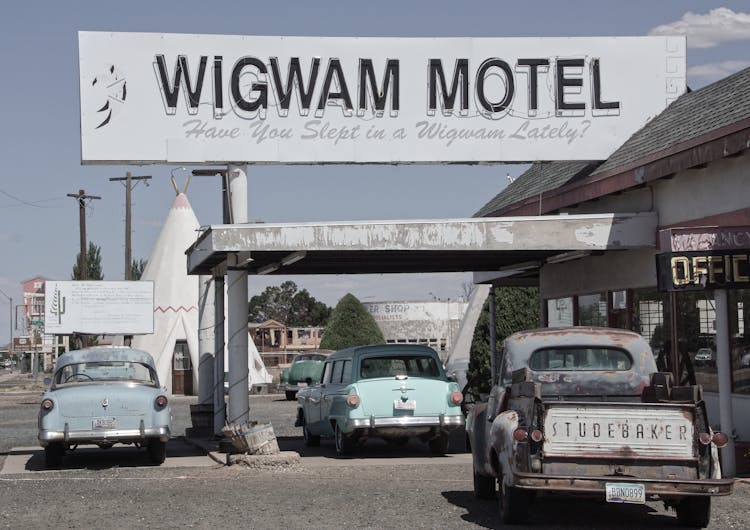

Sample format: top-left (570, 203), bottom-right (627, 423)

top-left (55, 361), bottom-right (157, 385)
top-left (359, 355), bottom-right (442, 379)
top-left (295, 354), bottom-right (326, 362)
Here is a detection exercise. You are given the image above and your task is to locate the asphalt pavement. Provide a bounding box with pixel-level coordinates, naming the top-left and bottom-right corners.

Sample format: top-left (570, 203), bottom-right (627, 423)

top-left (1, 369), bottom-right (749, 529)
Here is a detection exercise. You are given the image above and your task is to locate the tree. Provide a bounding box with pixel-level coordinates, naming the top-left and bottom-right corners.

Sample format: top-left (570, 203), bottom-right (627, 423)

top-left (466, 287), bottom-right (540, 396)
top-left (130, 258), bottom-right (147, 280)
top-left (319, 293), bottom-right (385, 351)
top-left (71, 241), bottom-right (103, 280)
top-left (248, 281), bottom-right (331, 326)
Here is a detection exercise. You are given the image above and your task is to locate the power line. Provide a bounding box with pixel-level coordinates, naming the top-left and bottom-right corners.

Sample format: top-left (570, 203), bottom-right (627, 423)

top-left (0, 189), bottom-right (67, 208)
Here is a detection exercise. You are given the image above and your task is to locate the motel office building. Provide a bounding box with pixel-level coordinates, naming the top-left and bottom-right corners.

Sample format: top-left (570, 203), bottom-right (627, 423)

top-left (474, 67), bottom-right (750, 458)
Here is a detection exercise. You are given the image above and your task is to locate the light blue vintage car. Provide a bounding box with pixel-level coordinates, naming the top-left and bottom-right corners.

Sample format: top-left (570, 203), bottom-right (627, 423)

top-left (295, 344), bottom-right (464, 456)
top-left (38, 346), bottom-right (172, 468)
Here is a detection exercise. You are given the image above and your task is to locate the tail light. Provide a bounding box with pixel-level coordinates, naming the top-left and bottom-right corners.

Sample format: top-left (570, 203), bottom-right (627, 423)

top-left (155, 395), bottom-right (169, 409)
top-left (513, 428), bottom-right (528, 442)
top-left (698, 431), bottom-right (729, 448)
top-left (513, 428), bottom-right (544, 443)
top-left (41, 398), bottom-right (54, 411)
top-left (711, 432), bottom-right (729, 448)
top-left (346, 394), bottom-right (360, 408)
top-left (449, 391), bottom-right (463, 405)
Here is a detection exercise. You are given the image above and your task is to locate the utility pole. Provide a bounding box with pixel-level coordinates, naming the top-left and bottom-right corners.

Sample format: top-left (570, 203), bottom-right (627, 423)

top-left (109, 172), bottom-right (151, 279)
top-left (67, 189), bottom-right (101, 281)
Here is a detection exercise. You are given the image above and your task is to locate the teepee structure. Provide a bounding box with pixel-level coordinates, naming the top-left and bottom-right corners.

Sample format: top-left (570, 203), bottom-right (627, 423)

top-left (131, 192), bottom-right (200, 394)
top-left (132, 190), bottom-right (272, 395)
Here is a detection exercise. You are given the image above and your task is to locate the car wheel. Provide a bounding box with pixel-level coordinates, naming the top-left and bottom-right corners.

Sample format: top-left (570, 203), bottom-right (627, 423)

top-left (428, 434), bottom-right (449, 455)
top-left (498, 473), bottom-right (530, 524)
top-left (676, 496), bottom-right (711, 527)
top-left (473, 466), bottom-right (496, 499)
top-left (44, 442), bottom-right (65, 468)
top-left (334, 423), bottom-right (355, 456)
top-left (285, 391), bottom-right (296, 401)
top-left (303, 415), bottom-right (320, 447)
top-left (148, 439), bottom-right (167, 465)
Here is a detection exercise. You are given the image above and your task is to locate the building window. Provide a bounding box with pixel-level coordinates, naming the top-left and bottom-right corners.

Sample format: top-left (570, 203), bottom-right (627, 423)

top-left (547, 297), bottom-right (574, 327)
top-left (578, 293), bottom-right (607, 327)
top-left (173, 341), bottom-right (191, 371)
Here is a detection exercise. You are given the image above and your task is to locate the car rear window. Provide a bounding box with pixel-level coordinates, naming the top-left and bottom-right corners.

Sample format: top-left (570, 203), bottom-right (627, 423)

top-left (528, 347), bottom-right (632, 371)
top-left (56, 362), bottom-right (157, 385)
top-left (359, 355), bottom-right (441, 379)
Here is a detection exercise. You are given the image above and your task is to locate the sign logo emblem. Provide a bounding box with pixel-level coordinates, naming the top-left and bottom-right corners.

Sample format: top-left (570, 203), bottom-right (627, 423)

top-left (87, 65), bottom-right (127, 130)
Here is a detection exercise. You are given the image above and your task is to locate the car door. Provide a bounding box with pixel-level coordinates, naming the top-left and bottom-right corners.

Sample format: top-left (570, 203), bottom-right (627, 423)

top-left (304, 361), bottom-right (331, 434)
top-left (320, 359), bottom-right (349, 434)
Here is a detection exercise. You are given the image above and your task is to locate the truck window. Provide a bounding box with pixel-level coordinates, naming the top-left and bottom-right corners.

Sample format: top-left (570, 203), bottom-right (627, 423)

top-left (528, 347), bottom-right (632, 371)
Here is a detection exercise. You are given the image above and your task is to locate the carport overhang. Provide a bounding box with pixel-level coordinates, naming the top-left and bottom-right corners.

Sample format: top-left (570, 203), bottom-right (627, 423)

top-left (186, 212), bottom-right (657, 280)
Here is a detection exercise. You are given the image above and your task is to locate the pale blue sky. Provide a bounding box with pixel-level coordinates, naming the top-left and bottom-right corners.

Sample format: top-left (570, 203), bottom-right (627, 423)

top-left (1, 1), bottom-right (749, 345)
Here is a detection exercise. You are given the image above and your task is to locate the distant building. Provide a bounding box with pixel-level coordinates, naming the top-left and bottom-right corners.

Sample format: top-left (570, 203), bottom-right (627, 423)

top-left (363, 299), bottom-right (469, 361)
top-left (18, 276), bottom-right (65, 371)
top-left (250, 319), bottom-right (325, 367)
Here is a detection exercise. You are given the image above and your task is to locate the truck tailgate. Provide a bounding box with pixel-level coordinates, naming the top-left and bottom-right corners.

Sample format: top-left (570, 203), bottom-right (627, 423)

top-left (542, 402), bottom-right (695, 460)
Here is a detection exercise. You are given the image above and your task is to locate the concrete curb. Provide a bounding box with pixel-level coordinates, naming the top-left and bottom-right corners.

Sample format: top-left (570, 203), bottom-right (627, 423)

top-left (183, 436), bottom-right (300, 468)
top-left (226, 451), bottom-right (300, 468)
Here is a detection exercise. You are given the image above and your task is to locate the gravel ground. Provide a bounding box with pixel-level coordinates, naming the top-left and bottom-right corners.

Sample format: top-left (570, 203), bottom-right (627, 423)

top-left (1, 370), bottom-right (748, 529)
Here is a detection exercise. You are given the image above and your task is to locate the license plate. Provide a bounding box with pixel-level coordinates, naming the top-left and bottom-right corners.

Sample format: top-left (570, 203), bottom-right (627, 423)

top-left (93, 417), bottom-right (117, 429)
top-left (394, 399), bottom-right (416, 410)
top-left (605, 482), bottom-right (645, 504)
top-left (297, 382), bottom-right (308, 388)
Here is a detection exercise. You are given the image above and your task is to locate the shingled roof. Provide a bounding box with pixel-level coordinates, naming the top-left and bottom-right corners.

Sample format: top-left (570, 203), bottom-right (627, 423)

top-left (475, 66), bottom-right (750, 218)
top-left (473, 161), bottom-right (600, 217)
top-left (593, 66), bottom-right (750, 176)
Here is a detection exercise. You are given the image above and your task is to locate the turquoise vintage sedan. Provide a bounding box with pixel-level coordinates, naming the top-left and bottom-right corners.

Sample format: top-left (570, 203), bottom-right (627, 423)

top-left (38, 347), bottom-right (172, 468)
top-left (280, 353), bottom-right (327, 400)
top-left (295, 344), bottom-right (464, 456)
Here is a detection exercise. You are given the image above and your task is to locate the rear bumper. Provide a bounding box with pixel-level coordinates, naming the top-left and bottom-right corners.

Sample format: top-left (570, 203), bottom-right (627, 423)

top-left (39, 425), bottom-right (171, 446)
top-left (348, 414), bottom-right (465, 430)
top-left (512, 471), bottom-right (734, 498)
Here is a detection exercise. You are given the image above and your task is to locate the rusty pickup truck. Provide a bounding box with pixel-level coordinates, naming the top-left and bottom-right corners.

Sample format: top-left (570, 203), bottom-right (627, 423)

top-left (467, 327), bottom-right (733, 527)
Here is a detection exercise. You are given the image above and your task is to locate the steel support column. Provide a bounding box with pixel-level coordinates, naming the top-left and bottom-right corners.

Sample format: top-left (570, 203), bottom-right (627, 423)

top-left (714, 289), bottom-right (735, 477)
top-left (226, 164), bottom-right (249, 425)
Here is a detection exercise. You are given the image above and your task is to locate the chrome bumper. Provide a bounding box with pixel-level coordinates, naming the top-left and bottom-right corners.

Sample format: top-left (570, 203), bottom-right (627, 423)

top-left (39, 425), bottom-right (171, 446)
top-left (347, 414), bottom-right (465, 430)
top-left (513, 471), bottom-right (734, 498)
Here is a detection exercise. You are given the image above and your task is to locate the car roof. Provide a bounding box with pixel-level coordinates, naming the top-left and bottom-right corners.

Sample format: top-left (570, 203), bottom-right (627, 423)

top-left (505, 327), bottom-right (648, 351)
top-left (327, 343), bottom-right (439, 361)
top-left (500, 326), bottom-right (656, 390)
top-left (55, 346), bottom-right (157, 371)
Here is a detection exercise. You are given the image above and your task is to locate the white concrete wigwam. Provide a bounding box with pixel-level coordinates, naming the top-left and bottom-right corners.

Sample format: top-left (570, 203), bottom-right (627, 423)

top-left (131, 191), bottom-right (272, 396)
top-left (131, 193), bottom-right (201, 394)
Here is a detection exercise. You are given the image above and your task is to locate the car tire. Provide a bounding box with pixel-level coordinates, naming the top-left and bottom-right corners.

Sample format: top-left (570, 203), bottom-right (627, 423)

top-left (148, 439), bottom-right (167, 465)
top-left (428, 434), bottom-right (449, 455)
top-left (498, 473), bottom-right (530, 524)
top-left (676, 496), bottom-right (711, 527)
top-left (473, 467), bottom-right (496, 499)
top-left (334, 423), bottom-right (355, 456)
top-left (285, 391), bottom-right (296, 401)
top-left (303, 415), bottom-right (320, 447)
top-left (44, 442), bottom-right (65, 468)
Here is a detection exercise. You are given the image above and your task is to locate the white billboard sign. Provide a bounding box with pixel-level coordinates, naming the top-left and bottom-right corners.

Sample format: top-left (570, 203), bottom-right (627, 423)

top-left (78, 32), bottom-right (685, 164)
top-left (44, 281), bottom-right (154, 335)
